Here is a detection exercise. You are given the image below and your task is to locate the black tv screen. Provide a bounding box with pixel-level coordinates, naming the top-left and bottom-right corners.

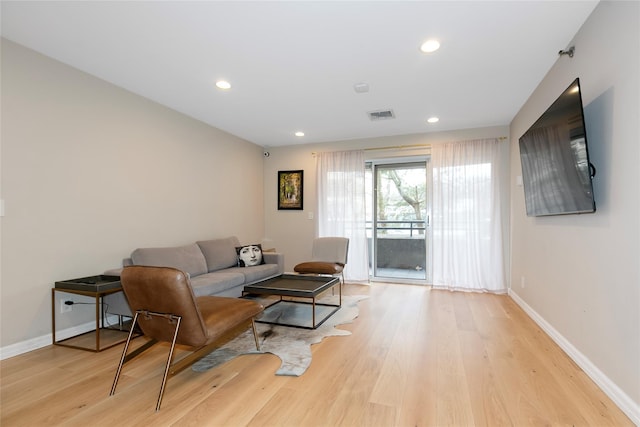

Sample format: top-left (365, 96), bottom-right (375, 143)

top-left (519, 78), bottom-right (596, 217)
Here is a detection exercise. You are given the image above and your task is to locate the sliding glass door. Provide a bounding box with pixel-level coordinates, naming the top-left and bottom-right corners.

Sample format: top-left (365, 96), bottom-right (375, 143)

top-left (366, 159), bottom-right (430, 283)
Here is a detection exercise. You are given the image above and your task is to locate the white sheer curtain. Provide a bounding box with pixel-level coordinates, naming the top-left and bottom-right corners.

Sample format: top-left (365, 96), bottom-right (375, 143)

top-left (431, 138), bottom-right (506, 292)
top-left (316, 150), bottom-right (369, 281)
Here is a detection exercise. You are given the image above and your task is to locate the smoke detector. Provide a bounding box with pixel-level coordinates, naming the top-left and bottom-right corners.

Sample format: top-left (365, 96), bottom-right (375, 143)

top-left (354, 82), bottom-right (370, 93)
top-left (368, 109), bottom-right (395, 121)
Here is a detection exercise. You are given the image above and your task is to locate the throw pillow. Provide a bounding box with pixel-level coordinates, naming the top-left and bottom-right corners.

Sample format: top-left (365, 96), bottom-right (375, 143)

top-left (236, 244), bottom-right (265, 267)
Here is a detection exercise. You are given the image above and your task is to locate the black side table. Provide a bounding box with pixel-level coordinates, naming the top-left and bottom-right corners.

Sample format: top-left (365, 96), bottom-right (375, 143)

top-left (52, 275), bottom-right (136, 352)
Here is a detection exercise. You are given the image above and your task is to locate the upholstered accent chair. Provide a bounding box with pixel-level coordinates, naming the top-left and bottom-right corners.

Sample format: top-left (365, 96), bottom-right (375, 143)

top-left (293, 237), bottom-right (349, 287)
top-left (110, 265), bottom-right (263, 411)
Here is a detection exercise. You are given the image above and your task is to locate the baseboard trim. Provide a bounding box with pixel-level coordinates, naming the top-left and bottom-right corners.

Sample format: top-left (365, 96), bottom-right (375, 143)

top-left (0, 315), bottom-right (121, 360)
top-left (509, 289), bottom-right (640, 426)
top-left (0, 334), bottom-right (53, 360)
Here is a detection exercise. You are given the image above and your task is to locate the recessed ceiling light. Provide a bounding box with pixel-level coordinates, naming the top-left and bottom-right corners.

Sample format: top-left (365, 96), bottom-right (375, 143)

top-left (420, 39), bottom-right (440, 53)
top-left (427, 117), bottom-right (439, 124)
top-left (215, 80), bottom-right (231, 90)
top-left (295, 131), bottom-right (305, 137)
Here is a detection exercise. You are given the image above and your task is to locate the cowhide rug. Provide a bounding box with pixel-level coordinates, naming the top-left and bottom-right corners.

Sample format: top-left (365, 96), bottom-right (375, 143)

top-left (192, 294), bottom-right (367, 376)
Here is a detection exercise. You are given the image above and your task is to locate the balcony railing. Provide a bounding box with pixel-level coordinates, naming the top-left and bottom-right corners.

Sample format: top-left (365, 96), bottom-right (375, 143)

top-left (366, 219), bottom-right (427, 237)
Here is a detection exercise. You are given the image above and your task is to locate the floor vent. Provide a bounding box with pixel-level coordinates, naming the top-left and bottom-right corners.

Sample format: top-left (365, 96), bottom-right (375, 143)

top-left (368, 109), bottom-right (395, 121)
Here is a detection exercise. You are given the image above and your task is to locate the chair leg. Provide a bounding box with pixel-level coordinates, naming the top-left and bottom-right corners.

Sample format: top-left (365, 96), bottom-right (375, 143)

top-left (113, 312), bottom-right (258, 411)
top-left (110, 312), bottom-right (141, 397)
top-left (251, 319), bottom-right (260, 351)
top-left (156, 316), bottom-right (182, 412)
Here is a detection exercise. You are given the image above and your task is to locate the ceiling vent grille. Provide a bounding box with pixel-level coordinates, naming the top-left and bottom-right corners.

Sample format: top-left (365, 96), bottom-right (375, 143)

top-left (368, 109), bottom-right (395, 121)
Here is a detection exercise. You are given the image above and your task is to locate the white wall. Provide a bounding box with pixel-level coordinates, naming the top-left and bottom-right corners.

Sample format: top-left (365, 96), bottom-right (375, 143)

top-left (263, 126), bottom-right (510, 273)
top-left (0, 39), bottom-right (265, 350)
top-left (509, 1), bottom-right (639, 419)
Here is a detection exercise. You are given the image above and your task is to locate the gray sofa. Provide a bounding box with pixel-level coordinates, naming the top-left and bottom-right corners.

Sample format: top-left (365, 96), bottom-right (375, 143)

top-left (104, 236), bottom-right (284, 316)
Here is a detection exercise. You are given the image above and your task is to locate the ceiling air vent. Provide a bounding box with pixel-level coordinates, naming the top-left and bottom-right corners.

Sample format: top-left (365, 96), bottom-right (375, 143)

top-left (368, 109), bottom-right (395, 121)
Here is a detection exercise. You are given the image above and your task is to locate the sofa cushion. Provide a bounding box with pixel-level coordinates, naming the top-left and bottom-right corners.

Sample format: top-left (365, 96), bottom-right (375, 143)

top-left (189, 271), bottom-right (246, 297)
top-left (226, 264), bottom-right (280, 284)
top-left (197, 237), bottom-right (240, 272)
top-left (130, 243), bottom-right (207, 277)
top-left (235, 244), bottom-right (265, 267)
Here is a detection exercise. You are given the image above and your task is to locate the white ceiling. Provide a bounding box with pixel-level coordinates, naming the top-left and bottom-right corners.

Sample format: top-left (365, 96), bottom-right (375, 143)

top-left (1, 1), bottom-right (599, 147)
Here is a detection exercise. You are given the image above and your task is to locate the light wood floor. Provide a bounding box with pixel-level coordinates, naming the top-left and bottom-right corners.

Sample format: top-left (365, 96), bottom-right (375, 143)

top-left (1, 283), bottom-right (633, 426)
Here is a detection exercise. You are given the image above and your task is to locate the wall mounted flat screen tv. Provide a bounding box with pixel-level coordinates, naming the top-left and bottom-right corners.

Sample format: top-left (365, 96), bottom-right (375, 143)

top-left (519, 78), bottom-right (596, 217)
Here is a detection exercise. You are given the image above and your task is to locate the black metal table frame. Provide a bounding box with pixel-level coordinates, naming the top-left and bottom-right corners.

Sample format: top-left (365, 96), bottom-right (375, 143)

top-left (242, 274), bottom-right (341, 329)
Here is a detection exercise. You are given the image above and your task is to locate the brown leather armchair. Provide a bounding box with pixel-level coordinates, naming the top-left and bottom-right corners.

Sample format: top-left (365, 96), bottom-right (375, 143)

top-left (110, 265), bottom-right (263, 411)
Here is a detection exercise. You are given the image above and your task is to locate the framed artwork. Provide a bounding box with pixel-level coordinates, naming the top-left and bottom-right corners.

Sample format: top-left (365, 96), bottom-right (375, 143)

top-left (278, 170), bottom-right (304, 210)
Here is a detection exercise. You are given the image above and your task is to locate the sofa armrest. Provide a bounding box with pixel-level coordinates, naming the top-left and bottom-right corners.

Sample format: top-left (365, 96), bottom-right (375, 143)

top-left (263, 252), bottom-right (284, 275)
top-left (103, 257), bottom-right (133, 277)
top-left (104, 291), bottom-right (132, 316)
top-left (103, 267), bottom-right (124, 277)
